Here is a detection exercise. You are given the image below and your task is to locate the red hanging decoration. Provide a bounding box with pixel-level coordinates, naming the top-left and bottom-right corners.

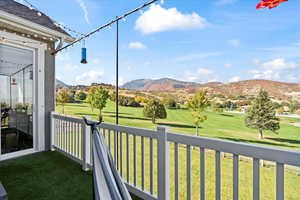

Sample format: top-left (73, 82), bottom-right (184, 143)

top-left (11, 78), bottom-right (17, 86)
top-left (256, 0), bottom-right (288, 9)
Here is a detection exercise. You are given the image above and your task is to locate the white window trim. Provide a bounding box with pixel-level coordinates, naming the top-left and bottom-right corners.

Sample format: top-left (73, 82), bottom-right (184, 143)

top-left (0, 30), bottom-right (47, 159)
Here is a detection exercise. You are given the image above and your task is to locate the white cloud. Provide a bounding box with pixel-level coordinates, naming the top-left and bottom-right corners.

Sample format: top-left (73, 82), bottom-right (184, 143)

top-left (215, 0), bottom-right (238, 5)
top-left (249, 58), bottom-right (298, 81)
top-left (252, 70), bottom-right (281, 80)
top-left (224, 63), bottom-right (232, 68)
top-left (229, 76), bottom-right (241, 82)
top-left (128, 42), bottom-right (146, 49)
top-left (183, 68), bottom-right (217, 83)
top-left (260, 58), bottom-right (296, 70)
top-left (76, 0), bottom-right (90, 24)
top-left (228, 39), bottom-right (240, 47)
top-left (175, 52), bottom-right (221, 62)
top-left (135, 4), bottom-right (208, 34)
top-left (75, 70), bottom-right (104, 85)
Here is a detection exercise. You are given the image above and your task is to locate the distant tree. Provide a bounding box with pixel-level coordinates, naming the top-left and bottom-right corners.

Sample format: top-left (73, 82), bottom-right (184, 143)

top-left (272, 102), bottom-right (282, 110)
top-left (212, 102), bottom-right (223, 113)
top-left (162, 97), bottom-right (177, 109)
top-left (223, 101), bottom-right (237, 110)
top-left (143, 100), bottom-right (167, 124)
top-left (276, 107), bottom-right (284, 115)
top-left (109, 91), bottom-right (116, 102)
top-left (245, 90), bottom-right (280, 139)
top-left (68, 90), bottom-right (76, 103)
top-left (75, 90), bottom-right (87, 101)
top-left (56, 88), bottom-right (70, 114)
top-left (135, 96), bottom-right (149, 104)
top-left (87, 86), bottom-right (110, 121)
top-left (188, 90), bottom-right (209, 136)
top-left (119, 96), bottom-right (141, 107)
top-left (289, 101), bottom-right (300, 114)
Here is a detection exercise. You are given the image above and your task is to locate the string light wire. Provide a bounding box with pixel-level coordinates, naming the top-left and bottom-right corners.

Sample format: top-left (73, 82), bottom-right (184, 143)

top-left (21, 0), bottom-right (85, 37)
top-left (52, 0), bottom-right (159, 55)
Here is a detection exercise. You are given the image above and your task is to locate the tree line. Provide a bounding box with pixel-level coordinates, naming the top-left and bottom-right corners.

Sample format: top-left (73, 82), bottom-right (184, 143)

top-left (57, 87), bottom-right (280, 140)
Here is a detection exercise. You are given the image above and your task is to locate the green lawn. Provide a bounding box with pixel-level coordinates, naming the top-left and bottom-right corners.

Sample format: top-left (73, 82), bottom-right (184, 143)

top-left (55, 102), bottom-right (300, 200)
top-left (57, 101), bottom-right (300, 151)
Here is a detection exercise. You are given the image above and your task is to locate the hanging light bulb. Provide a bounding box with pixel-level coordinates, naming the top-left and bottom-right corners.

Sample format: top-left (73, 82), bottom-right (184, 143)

top-left (81, 40), bottom-right (88, 64)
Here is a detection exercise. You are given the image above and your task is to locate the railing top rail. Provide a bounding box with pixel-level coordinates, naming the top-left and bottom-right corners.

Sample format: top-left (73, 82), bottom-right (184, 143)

top-left (51, 112), bottom-right (158, 139)
top-left (99, 123), bottom-right (158, 139)
top-left (167, 131), bottom-right (300, 167)
top-left (51, 112), bottom-right (84, 124)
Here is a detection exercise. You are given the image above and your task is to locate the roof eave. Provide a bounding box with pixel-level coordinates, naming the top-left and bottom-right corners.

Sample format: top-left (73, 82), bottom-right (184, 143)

top-left (0, 10), bottom-right (76, 43)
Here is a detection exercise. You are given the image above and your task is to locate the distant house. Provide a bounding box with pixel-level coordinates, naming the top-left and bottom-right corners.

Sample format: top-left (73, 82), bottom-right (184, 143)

top-left (0, 0), bottom-right (74, 159)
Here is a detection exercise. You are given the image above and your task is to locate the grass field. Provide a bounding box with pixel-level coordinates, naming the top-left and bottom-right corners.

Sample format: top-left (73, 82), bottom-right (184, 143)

top-left (56, 101), bottom-right (300, 151)
top-left (55, 102), bottom-right (300, 200)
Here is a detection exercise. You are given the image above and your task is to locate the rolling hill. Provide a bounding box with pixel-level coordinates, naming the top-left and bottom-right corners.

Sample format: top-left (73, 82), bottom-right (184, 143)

top-left (56, 79), bottom-right (69, 89)
top-left (122, 78), bottom-right (300, 101)
top-left (122, 78), bottom-right (199, 91)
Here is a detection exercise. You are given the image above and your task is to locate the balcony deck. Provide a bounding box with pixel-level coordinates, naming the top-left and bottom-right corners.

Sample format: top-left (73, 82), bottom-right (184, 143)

top-left (0, 151), bottom-right (141, 200)
top-left (0, 151), bottom-right (93, 200)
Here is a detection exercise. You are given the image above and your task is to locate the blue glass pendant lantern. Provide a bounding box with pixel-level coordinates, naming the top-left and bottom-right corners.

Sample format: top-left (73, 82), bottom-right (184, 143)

top-left (81, 40), bottom-right (88, 64)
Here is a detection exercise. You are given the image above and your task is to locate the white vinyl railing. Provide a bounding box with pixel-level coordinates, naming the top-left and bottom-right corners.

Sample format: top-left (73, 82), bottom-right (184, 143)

top-left (51, 112), bottom-right (300, 200)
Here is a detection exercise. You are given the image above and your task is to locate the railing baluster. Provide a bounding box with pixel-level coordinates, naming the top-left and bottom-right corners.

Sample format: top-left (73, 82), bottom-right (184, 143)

top-left (215, 151), bottom-right (221, 200)
top-left (77, 123), bottom-right (80, 158)
top-left (66, 121), bottom-right (70, 153)
top-left (126, 133), bottom-right (130, 183)
top-left (52, 119), bottom-right (58, 147)
top-left (141, 136), bottom-right (145, 190)
top-left (71, 122), bottom-right (74, 155)
top-left (186, 145), bottom-right (192, 200)
top-left (59, 119), bottom-right (61, 148)
top-left (133, 135), bottom-right (137, 186)
top-left (114, 130), bottom-right (117, 166)
top-left (108, 129), bottom-right (111, 153)
top-left (253, 158), bottom-right (260, 200)
top-left (174, 143), bottom-right (179, 200)
top-left (150, 138), bottom-right (154, 194)
top-left (276, 163), bottom-right (284, 200)
top-left (233, 154), bottom-right (239, 200)
top-left (120, 132), bottom-right (123, 177)
top-left (200, 148), bottom-right (205, 200)
top-left (65, 120), bottom-right (67, 151)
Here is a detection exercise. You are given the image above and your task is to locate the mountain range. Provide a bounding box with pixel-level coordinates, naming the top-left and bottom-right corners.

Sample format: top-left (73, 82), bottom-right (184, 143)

top-left (56, 78), bottom-right (300, 101)
top-left (122, 78), bottom-right (300, 101)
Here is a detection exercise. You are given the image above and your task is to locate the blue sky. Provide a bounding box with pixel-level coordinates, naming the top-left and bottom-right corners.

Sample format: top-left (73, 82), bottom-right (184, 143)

top-left (18, 0), bottom-right (300, 85)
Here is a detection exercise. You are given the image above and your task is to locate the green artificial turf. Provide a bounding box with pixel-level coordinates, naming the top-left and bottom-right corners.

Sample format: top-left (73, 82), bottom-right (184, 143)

top-left (0, 151), bottom-right (93, 200)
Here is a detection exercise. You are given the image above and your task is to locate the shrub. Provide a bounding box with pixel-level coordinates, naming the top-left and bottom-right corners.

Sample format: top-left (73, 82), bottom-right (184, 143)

top-left (143, 100), bottom-right (167, 124)
top-left (119, 96), bottom-right (141, 107)
top-left (162, 97), bottom-right (177, 109)
top-left (75, 90), bottom-right (87, 101)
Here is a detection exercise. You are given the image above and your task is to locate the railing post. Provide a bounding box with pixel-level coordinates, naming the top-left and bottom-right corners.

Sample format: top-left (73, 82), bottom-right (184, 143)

top-left (157, 126), bottom-right (169, 200)
top-left (50, 112), bottom-right (55, 151)
top-left (82, 116), bottom-right (91, 171)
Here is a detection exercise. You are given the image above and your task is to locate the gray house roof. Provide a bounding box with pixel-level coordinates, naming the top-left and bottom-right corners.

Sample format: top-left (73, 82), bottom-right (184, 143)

top-left (0, 0), bottom-right (71, 36)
